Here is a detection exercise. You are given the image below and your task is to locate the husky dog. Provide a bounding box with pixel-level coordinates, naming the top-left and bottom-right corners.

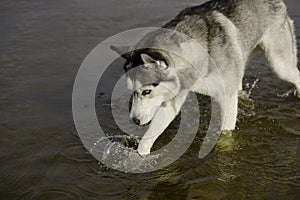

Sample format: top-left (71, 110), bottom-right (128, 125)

top-left (111, 0), bottom-right (300, 155)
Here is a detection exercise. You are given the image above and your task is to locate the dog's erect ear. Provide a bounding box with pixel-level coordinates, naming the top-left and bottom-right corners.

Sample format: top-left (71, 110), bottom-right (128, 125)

top-left (141, 53), bottom-right (156, 63)
top-left (110, 45), bottom-right (132, 60)
top-left (141, 53), bottom-right (168, 70)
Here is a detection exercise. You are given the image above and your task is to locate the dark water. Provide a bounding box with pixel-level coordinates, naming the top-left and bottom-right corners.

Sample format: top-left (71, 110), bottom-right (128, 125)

top-left (1, 0), bottom-right (300, 199)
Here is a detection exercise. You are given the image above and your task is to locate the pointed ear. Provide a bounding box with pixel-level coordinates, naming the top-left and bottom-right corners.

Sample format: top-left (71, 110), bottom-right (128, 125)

top-left (141, 53), bottom-right (156, 63)
top-left (110, 45), bottom-right (131, 60)
top-left (141, 53), bottom-right (168, 70)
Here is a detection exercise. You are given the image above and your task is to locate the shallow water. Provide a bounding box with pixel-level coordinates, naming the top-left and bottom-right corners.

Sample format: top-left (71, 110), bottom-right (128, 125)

top-left (1, 0), bottom-right (300, 199)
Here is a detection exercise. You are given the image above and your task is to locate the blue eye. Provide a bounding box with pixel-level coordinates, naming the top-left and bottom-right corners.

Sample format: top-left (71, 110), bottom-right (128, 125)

top-left (142, 90), bottom-right (152, 96)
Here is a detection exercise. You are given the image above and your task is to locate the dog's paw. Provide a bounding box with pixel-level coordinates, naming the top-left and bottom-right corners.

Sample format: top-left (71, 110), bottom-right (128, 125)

top-left (137, 147), bottom-right (150, 156)
top-left (215, 131), bottom-right (236, 152)
top-left (137, 140), bottom-right (152, 156)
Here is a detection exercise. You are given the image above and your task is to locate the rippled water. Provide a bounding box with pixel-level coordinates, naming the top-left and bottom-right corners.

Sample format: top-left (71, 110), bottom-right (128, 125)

top-left (1, 0), bottom-right (300, 199)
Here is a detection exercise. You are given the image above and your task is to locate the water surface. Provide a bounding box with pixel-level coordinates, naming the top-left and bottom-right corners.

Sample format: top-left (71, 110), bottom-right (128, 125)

top-left (1, 0), bottom-right (300, 199)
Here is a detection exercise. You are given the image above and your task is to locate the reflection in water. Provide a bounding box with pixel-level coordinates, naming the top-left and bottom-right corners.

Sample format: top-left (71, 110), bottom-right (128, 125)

top-left (1, 0), bottom-right (300, 199)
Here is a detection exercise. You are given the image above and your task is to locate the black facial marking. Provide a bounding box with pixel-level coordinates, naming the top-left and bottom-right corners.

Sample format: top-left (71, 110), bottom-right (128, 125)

top-left (142, 90), bottom-right (152, 96)
top-left (121, 48), bottom-right (169, 72)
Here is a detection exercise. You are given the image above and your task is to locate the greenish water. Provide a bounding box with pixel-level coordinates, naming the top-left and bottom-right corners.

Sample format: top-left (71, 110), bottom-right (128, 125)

top-left (1, 0), bottom-right (300, 199)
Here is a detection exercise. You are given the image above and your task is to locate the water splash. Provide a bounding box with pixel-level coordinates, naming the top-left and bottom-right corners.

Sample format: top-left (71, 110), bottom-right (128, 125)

top-left (90, 135), bottom-right (139, 153)
top-left (238, 79), bottom-right (259, 118)
top-left (277, 88), bottom-right (297, 98)
top-left (245, 78), bottom-right (259, 99)
top-left (89, 135), bottom-right (165, 173)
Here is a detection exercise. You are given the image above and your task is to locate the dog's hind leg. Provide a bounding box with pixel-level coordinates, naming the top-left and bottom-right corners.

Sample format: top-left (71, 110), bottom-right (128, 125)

top-left (261, 17), bottom-right (300, 98)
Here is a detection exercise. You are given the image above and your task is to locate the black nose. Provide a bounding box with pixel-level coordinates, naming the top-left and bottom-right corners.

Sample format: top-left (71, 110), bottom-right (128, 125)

top-left (132, 117), bottom-right (140, 125)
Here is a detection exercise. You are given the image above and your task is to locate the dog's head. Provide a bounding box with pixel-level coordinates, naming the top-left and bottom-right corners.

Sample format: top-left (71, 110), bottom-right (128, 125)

top-left (111, 46), bottom-right (181, 126)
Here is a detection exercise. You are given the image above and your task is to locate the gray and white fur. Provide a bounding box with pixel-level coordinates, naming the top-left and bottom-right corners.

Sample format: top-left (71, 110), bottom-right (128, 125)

top-left (111, 0), bottom-right (300, 155)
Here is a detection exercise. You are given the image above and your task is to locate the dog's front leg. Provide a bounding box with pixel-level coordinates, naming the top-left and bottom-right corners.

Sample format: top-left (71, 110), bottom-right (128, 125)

top-left (137, 91), bottom-right (188, 155)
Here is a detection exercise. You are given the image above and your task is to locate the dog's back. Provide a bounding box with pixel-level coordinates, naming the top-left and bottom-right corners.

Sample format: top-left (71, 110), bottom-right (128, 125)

top-left (163, 0), bottom-right (287, 53)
